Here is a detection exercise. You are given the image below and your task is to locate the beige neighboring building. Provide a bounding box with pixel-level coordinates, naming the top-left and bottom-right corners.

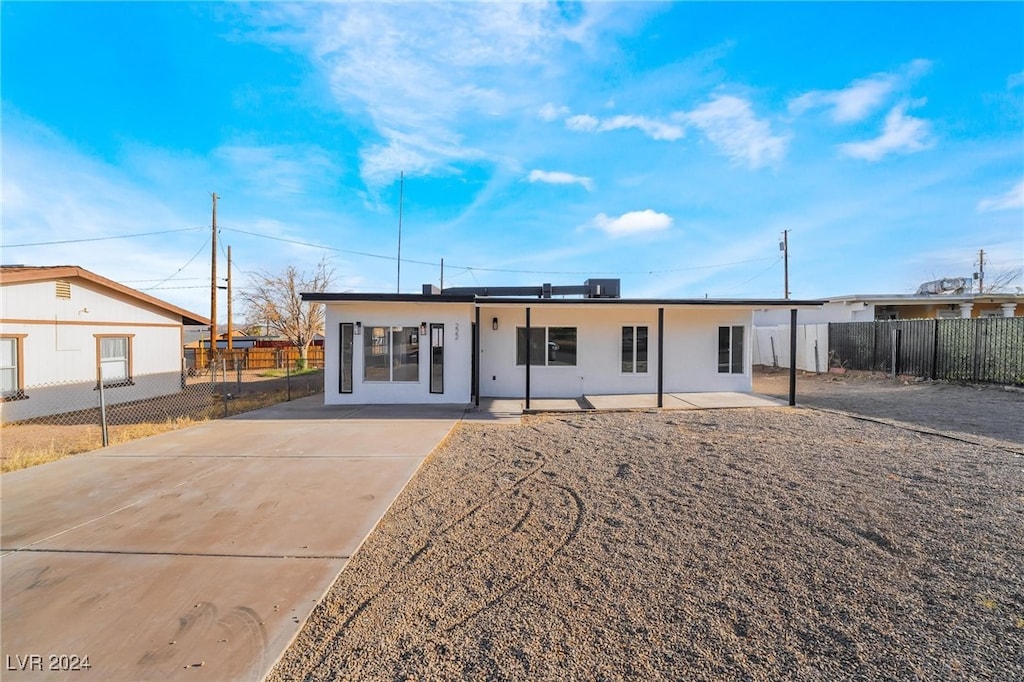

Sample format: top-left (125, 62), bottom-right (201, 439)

top-left (1, 265), bottom-right (208, 422)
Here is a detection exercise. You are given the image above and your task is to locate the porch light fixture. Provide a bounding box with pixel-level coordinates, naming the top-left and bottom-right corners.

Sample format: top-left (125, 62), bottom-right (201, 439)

top-left (492, 317), bottom-right (499, 331)
top-left (355, 321), bottom-right (362, 335)
top-left (420, 322), bottom-right (427, 334)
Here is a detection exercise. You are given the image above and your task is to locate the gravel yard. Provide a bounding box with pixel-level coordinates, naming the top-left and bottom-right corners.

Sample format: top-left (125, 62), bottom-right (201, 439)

top-left (270, 383), bottom-right (1023, 681)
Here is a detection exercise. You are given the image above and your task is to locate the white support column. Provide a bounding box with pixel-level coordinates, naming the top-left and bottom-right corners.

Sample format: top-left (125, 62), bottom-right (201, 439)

top-left (959, 303), bottom-right (974, 318)
top-left (1000, 303), bottom-right (1017, 318)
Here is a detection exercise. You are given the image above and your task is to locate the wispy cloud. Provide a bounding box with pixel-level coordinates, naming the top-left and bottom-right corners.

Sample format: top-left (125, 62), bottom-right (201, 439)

top-left (214, 144), bottom-right (338, 196)
top-left (838, 100), bottom-right (934, 161)
top-left (528, 169), bottom-right (594, 191)
top-left (1008, 71), bottom-right (1024, 89)
top-left (789, 59), bottom-right (932, 123)
top-left (245, 3), bottom-right (595, 188)
top-left (681, 95), bottom-right (788, 168)
top-left (592, 209), bottom-right (673, 237)
top-left (565, 113), bottom-right (685, 141)
top-left (977, 180), bottom-right (1024, 212)
top-left (538, 102), bottom-right (569, 122)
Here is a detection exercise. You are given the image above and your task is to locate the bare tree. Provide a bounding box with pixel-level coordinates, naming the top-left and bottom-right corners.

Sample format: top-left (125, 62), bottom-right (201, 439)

top-left (242, 258), bottom-right (333, 368)
top-left (979, 266), bottom-right (1023, 293)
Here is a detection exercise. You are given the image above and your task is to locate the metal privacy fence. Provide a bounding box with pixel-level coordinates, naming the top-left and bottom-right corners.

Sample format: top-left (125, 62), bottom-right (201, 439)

top-left (1, 363), bottom-right (324, 465)
top-left (828, 317), bottom-right (1024, 385)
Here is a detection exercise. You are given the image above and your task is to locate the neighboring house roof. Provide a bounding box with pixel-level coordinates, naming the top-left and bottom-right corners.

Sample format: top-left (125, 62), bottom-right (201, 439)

top-left (826, 293), bottom-right (1023, 305)
top-left (1, 265), bottom-right (210, 325)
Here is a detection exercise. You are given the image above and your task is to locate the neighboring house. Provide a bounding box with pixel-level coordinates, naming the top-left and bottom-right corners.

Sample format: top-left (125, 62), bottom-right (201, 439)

top-left (1, 265), bottom-right (209, 422)
top-left (754, 292), bottom-right (1022, 326)
top-left (303, 279), bottom-right (822, 406)
top-left (751, 292), bottom-right (1023, 372)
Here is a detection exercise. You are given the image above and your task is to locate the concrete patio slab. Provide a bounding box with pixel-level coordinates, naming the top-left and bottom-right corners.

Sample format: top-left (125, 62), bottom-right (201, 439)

top-left (1, 399), bottom-right (463, 682)
top-left (671, 392), bottom-right (788, 409)
top-left (463, 399), bottom-right (523, 423)
top-left (1, 551), bottom-right (345, 682)
top-left (21, 456), bottom-right (424, 558)
top-left (523, 398), bottom-right (583, 412)
top-left (585, 394), bottom-right (664, 410)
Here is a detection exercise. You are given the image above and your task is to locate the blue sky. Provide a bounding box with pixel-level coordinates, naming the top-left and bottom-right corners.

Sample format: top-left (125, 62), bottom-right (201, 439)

top-left (2, 2), bottom-right (1022, 321)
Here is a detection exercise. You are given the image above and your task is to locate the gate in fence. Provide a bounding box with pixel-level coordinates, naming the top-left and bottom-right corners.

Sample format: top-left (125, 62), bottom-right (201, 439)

top-left (828, 317), bottom-right (1024, 385)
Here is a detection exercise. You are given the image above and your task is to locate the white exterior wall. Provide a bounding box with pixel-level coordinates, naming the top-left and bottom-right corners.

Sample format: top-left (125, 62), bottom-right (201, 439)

top-left (1, 278), bottom-right (188, 422)
top-left (479, 305), bottom-right (753, 398)
top-left (322, 301), bottom-right (474, 405)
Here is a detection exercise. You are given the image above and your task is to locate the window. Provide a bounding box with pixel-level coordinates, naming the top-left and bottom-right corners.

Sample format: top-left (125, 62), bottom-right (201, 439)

top-left (621, 326), bottom-right (649, 373)
top-left (1, 336), bottom-right (26, 400)
top-left (718, 326), bottom-right (744, 374)
top-left (363, 326), bottom-right (419, 382)
top-left (96, 335), bottom-right (133, 387)
top-left (516, 327), bottom-right (577, 366)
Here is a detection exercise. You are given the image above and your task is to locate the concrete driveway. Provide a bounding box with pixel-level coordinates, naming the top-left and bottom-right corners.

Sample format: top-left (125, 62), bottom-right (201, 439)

top-left (1, 397), bottom-right (464, 681)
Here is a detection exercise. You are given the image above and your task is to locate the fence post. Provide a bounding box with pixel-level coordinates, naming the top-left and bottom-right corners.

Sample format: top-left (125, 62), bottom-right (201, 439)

top-left (890, 328), bottom-right (900, 379)
top-left (235, 358), bottom-right (242, 396)
top-left (97, 362), bottom-right (109, 447)
top-left (286, 356), bottom-right (292, 402)
top-left (222, 358), bottom-right (229, 417)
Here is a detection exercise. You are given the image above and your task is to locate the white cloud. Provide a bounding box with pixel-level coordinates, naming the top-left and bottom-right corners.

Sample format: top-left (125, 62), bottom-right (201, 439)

top-left (789, 59), bottom-right (932, 123)
top-left (245, 3), bottom-right (597, 188)
top-left (565, 113), bottom-right (684, 141)
top-left (1008, 71), bottom-right (1024, 89)
top-left (528, 169), bottom-right (594, 191)
top-left (682, 95), bottom-right (787, 168)
top-left (592, 209), bottom-right (673, 237)
top-left (977, 180), bottom-right (1024, 212)
top-left (538, 102), bottom-right (569, 121)
top-left (838, 100), bottom-right (933, 161)
top-left (565, 114), bottom-right (600, 132)
top-left (214, 144), bottom-right (338, 196)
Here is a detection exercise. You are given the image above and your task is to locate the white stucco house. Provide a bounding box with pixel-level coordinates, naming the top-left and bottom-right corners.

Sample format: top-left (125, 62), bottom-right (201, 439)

top-left (1, 265), bottom-right (209, 423)
top-left (303, 280), bottom-right (822, 408)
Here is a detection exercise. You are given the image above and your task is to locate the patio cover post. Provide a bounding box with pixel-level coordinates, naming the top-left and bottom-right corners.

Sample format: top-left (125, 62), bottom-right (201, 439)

top-left (474, 306), bottom-right (480, 407)
top-left (789, 308), bottom-right (798, 406)
top-left (657, 307), bottom-right (664, 408)
top-left (525, 307), bottom-right (531, 410)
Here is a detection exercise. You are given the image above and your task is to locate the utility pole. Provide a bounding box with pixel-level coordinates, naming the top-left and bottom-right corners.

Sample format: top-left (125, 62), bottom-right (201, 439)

top-left (396, 171), bottom-right (404, 294)
top-left (780, 229), bottom-right (790, 299)
top-left (226, 245), bottom-right (233, 351)
top-left (210, 193), bottom-right (219, 362)
top-left (440, 258), bottom-right (444, 291)
top-left (975, 248), bottom-right (985, 293)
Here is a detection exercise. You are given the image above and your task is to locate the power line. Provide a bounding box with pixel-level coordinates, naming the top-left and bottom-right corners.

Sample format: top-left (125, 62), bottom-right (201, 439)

top-left (3, 226), bottom-right (206, 248)
top-left (140, 234), bottom-right (211, 292)
top-left (221, 226), bottom-right (775, 277)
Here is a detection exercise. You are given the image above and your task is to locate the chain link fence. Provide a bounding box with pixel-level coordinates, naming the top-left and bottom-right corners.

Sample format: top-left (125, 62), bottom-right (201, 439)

top-left (1, 359), bottom-right (323, 472)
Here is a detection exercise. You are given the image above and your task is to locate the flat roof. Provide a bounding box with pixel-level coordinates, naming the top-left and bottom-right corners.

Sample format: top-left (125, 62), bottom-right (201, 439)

top-left (302, 292), bottom-right (824, 308)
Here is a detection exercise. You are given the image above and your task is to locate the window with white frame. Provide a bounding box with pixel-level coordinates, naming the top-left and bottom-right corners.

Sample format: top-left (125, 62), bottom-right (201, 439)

top-left (621, 326), bottom-right (648, 373)
top-left (1, 336), bottom-right (25, 400)
top-left (717, 326), bottom-right (744, 374)
top-left (516, 327), bottom-right (577, 366)
top-left (363, 326), bottom-right (419, 382)
top-left (97, 335), bottom-right (132, 387)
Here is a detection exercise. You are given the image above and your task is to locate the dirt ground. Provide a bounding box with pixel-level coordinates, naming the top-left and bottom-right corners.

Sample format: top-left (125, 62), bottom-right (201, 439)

top-left (270, 380), bottom-right (1023, 681)
top-left (754, 367), bottom-right (1024, 449)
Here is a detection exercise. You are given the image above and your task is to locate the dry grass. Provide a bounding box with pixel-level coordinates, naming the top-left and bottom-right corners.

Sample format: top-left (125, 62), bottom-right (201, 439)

top-left (0, 385), bottom-right (320, 474)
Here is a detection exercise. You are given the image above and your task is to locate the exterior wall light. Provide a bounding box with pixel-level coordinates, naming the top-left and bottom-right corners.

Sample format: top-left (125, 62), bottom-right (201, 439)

top-left (355, 321), bottom-right (362, 335)
top-left (492, 317), bottom-right (499, 331)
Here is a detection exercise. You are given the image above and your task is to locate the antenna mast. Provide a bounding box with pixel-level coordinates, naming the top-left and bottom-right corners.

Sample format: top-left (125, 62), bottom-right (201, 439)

top-left (397, 171), bottom-right (404, 294)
